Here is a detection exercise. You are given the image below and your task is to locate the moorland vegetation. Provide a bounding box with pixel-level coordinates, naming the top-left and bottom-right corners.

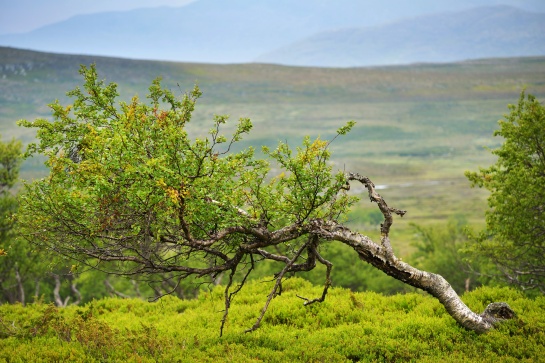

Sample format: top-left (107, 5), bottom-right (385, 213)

top-left (1, 48), bottom-right (544, 361)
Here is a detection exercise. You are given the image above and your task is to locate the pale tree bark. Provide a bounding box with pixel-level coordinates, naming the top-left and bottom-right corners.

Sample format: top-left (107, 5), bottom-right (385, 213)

top-left (308, 173), bottom-right (516, 333)
top-left (70, 278), bottom-right (81, 305)
top-left (244, 173), bottom-right (515, 334)
top-left (52, 273), bottom-right (81, 307)
top-left (131, 280), bottom-right (142, 298)
top-left (310, 219), bottom-right (515, 332)
top-left (34, 278), bottom-right (40, 300)
top-left (14, 267), bottom-right (25, 306)
top-left (104, 278), bottom-right (131, 298)
top-left (52, 274), bottom-right (69, 307)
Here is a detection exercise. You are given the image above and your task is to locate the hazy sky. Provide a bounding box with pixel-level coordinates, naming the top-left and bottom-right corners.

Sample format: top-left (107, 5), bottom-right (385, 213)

top-left (1, 0), bottom-right (544, 36)
top-left (0, 0), bottom-right (197, 34)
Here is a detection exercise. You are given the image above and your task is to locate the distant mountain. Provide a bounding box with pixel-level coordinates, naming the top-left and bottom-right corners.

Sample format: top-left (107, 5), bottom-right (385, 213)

top-left (256, 6), bottom-right (545, 67)
top-left (0, 1), bottom-right (544, 65)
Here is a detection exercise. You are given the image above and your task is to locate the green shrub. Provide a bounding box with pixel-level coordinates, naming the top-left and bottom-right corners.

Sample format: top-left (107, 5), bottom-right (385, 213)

top-left (0, 278), bottom-right (543, 362)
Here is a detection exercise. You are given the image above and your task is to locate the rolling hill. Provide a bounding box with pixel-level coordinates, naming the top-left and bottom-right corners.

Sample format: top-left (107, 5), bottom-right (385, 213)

top-left (2, 46), bottom-right (545, 238)
top-left (0, 2), bottom-right (544, 66)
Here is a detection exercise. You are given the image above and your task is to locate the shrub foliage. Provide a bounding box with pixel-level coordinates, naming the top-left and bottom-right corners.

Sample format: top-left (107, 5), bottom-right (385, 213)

top-left (1, 280), bottom-right (543, 362)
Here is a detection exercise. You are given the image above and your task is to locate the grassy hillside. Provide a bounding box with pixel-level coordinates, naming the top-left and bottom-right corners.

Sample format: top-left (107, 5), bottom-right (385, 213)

top-left (1, 278), bottom-right (543, 362)
top-left (2, 47), bottom-right (545, 253)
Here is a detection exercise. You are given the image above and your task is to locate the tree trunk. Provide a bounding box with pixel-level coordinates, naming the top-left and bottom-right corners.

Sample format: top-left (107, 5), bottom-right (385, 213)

top-left (310, 219), bottom-right (516, 333)
top-left (34, 278), bottom-right (40, 300)
top-left (104, 278), bottom-right (131, 298)
top-left (52, 274), bottom-right (69, 307)
top-left (131, 280), bottom-right (142, 298)
top-left (15, 267), bottom-right (25, 306)
top-left (70, 278), bottom-right (81, 305)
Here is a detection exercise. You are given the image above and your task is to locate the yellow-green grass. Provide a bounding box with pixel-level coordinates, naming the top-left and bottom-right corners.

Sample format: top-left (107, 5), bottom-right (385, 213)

top-left (1, 278), bottom-right (543, 362)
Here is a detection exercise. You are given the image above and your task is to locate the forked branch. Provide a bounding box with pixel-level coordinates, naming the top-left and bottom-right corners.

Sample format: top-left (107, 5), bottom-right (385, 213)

top-left (245, 243), bottom-right (308, 333)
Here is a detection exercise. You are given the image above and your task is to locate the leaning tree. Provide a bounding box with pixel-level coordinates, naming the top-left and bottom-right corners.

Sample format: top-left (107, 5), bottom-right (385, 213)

top-left (17, 65), bottom-right (514, 335)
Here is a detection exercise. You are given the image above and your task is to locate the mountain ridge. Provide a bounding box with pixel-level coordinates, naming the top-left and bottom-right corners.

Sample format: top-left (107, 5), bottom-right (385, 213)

top-left (0, 2), bottom-right (544, 66)
top-left (256, 5), bottom-right (545, 67)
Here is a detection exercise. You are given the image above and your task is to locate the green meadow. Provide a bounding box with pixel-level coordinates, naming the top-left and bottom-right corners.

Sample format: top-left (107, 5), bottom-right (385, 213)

top-left (1, 278), bottom-right (544, 362)
top-left (2, 48), bottom-right (545, 361)
top-left (3, 48), bottom-right (544, 253)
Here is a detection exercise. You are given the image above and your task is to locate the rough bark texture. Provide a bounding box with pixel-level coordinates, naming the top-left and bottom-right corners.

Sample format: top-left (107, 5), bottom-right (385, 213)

top-left (311, 219), bottom-right (512, 333)
top-left (310, 172), bottom-right (516, 333)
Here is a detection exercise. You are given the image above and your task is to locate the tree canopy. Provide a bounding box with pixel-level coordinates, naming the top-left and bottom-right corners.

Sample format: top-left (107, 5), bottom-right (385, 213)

top-left (17, 64), bottom-right (515, 334)
top-left (466, 92), bottom-right (545, 293)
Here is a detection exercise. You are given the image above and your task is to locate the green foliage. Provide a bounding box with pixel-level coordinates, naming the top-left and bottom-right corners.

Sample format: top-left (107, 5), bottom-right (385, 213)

top-left (0, 136), bottom-right (20, 251)
top-left (466, 92), bottom-right (545, 293)
top-left (0, 135), bottom-right (107, 306)
top-left (18, 64), bottom-right (251, 262)
top-left (0, 136), bottom-right (21, 193)
top-left (5, 48), bottom-right (542, 246)
top-left (0, 134), bottom-right (21, 247)
top-left (1, 279), bottom-right (543, 362)
top-left (0, 135), bottom-right (33, 304)
top-left (1, 76), bottom-right (194, 305)
top-left (409, 217), bottom-right (493, 294)
top-left (263, 134), bottom-right (354, 223)
top-left (15, 64), bottom-right (356, 299)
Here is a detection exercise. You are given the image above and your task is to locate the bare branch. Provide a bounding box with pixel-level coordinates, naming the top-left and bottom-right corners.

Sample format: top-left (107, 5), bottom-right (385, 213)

top-left (297, 238), bottom-right (332, 305)
top-left (220, 255), bottom-right (254, 337)
top-left (347, 172), bottom-right (406, 256)
top-left (104, 278), bottom-right (131, 299)
top-left (245, 242), bottom-right (308, 333)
